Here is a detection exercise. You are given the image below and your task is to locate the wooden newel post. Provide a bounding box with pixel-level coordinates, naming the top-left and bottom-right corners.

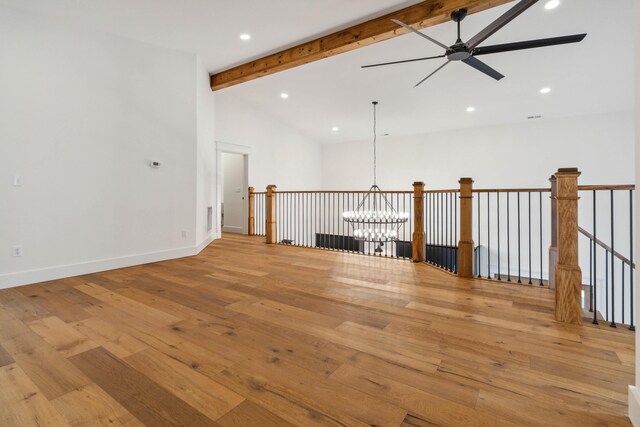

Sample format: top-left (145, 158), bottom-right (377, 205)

top-left (548, 176), bottom-right (558, 289)
top-left (458, 178), bottom-right (475, 278)
top-left (412, 182), bottom-right (425, 262)
top-left (554, 168), bottom-right (582, 324)
top-left (266, 185), bottom-right (277, 244)
top-left (248, 187), bottom-right (255, 236)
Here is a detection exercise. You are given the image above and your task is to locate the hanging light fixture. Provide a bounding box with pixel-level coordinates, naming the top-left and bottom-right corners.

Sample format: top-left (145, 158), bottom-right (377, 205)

top-left (342, 101), bottom-right (409, 252)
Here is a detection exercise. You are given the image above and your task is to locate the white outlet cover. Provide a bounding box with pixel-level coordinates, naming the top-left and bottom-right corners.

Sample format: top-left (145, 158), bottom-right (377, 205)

top-left (12, 246), bottom-right (23, 257)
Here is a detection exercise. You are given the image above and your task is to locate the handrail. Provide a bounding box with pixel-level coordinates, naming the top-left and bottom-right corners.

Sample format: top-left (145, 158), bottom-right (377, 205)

top-left (424, 189), bottom-right (459, 194)
top-left (276, 190), bottom-right (413, 194)
top-left (473, 188), bottom-right (551, 193)
top-left (578, 226), bottom-right (634, 268)
top-left (578, 185), bottom-right (635, 191)
top-left (259, 185), bottom-right (634, 194)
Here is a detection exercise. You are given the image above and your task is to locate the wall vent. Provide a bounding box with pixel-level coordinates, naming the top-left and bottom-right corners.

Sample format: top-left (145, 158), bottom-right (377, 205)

top-left (207, 206), bottom-right (213, 232)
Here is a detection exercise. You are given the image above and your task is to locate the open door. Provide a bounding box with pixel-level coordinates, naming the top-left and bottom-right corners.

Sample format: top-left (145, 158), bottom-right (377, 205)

top-left (220, 152), bottom-right (248, 234)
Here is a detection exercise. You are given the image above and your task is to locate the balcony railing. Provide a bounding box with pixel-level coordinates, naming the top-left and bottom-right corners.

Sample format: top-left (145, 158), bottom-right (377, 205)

top-left (246, 169), bottom-right (634, 328)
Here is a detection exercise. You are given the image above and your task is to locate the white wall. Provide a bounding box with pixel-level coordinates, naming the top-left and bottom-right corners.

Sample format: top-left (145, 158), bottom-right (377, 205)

top-left (0, 6), bottom-right (215, 288)
top-left (221, 153), bottom-right (245, 232)
top-left (196, 58), bottom-right (216, 244)
top-left (322, 111), bottom-right (634, 191)
top-left (215, 95), bottom-right (322, 191)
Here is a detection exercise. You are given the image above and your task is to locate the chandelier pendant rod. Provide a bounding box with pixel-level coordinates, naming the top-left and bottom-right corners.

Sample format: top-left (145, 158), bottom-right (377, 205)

top-left (372, 101), bottom-right (378, 187)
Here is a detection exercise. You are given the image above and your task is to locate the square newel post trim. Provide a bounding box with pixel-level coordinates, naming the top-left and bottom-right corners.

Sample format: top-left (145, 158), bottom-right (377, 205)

top-left (266, 185), bottom-right (277, 244)
top-left (554, 168), bottom-right (582, 324)
top-left (412, 181), bottom-right (425, 263)
top-left (458, 178), bottom-right (474, 278)
top-left (248, 187), bottom-right (255, 236)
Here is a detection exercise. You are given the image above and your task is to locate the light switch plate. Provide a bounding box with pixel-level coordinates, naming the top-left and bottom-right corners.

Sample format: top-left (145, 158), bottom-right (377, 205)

top-left (13, 175), bottom-right (23, 186)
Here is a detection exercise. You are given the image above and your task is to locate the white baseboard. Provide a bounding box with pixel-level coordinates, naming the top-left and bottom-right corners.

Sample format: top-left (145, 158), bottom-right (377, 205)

top-left (630, 386), bottom-right (640, 426)
top-left (0, 233), bottom-right (216, 290)
top-left (222, 225), bottom-right (243, 233)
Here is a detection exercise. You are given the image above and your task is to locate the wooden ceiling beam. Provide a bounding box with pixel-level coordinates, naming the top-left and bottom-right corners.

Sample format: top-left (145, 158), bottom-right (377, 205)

top-left (210, 0), bottom-right (514, 91)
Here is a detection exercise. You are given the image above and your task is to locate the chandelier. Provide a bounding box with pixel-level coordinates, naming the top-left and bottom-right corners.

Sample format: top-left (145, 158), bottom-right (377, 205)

top-left (342, 101), bottom-right (409, 251)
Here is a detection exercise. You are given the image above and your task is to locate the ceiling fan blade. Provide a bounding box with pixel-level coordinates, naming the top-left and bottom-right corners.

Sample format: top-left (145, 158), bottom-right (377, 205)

top-left (462, 56), bottom-right (505, 81)
top-left (362, 54), bottom-right (446, 69)
top-left (466, 0), bottom-right (539, 49)
top-left (473, 34), bottom-right (587, 56)
top-left (414, 60), bottom-right (451, 87)
top-left (391, 19), bottom-right (449, 50)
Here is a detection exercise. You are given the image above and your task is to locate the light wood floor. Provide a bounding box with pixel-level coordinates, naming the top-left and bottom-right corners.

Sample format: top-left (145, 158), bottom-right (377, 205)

top-left (0, 233), bottom-right (634, 426)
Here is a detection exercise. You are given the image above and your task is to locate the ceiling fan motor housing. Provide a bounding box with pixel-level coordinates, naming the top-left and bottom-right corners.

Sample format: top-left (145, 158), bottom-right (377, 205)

top-left (450, 8), bottom-right (468, 23)
top-left (447, 44), bottom-right (471, 61)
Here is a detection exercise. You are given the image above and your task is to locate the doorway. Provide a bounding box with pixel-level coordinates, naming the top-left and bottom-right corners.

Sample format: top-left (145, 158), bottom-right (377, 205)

top-left (220, 152), bottom-right (248, 234)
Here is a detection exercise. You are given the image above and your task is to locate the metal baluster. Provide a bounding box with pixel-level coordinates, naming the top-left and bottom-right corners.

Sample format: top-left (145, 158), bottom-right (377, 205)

top-left (497, 192), bottom-right (501, 280)
top-left (507, 192), bottom-right (511, 282)
top-left (477, 192), bottom-right (481, 278)
top-left (438, 193), bottom-right (444, 268)
top-left (448, 192), bottom-right (452, 270)
top-left (630, 189), bottom-right (635, 331)
top-left (331, 193), bottom-right (335, 252)
top-left (517, 192), bottom-right (522, 284)
top-left (445, 192), bottom-right (449, 269)
top-left (539, 192), bottom-right (543, 286)
top-left (606, 250), bottom-right (609, 322)
top-left (610, 190), bottom-right (616, 328)
top-left (589, 239), bottom-right (593, 313)
top-left (528, 192), bottom-right (532, 285)
top-left (340, 193), bottom-right (343, 252)
top-left (593, 190), bottom-right (598, 324)
top-left (622, 259), bottom-right (625, 325)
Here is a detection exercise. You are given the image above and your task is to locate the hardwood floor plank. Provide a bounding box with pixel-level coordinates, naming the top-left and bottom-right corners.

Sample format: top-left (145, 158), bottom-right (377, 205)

top-left (125, 347), bottom-right (245, 421)
top-left (0, 363), bottom-right (70, 426)
top-left (52, 383), bottom-right (144, 426)
top-left (71, 317), bottom-right (148, 359)
top-left (216, 399), bottom-right (295, 427)
top-left (28, 315), bottom-right (99, 357)
top-left (69, 347), bottom-right (218, 427)
top-left (1, 318), bottom-right (91, 400)
top-left (16, 284), bottom-right (92, 322)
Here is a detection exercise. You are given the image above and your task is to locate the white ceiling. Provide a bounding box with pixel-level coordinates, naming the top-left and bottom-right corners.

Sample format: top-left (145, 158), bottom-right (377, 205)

top-left (3, 0), bottom-right (635, 144)
top-left (217, 0), bottom-right (635, 143)
top-left (0, 0), bottom-right (421, 71)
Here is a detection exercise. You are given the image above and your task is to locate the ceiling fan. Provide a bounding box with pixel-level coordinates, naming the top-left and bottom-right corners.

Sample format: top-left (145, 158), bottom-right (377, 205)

top-left (362, 0), bottom-right (586, 87)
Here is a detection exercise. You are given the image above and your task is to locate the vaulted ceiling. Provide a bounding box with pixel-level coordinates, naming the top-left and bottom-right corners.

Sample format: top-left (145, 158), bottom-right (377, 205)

top-left (4, 0), bottom-right (634, 143)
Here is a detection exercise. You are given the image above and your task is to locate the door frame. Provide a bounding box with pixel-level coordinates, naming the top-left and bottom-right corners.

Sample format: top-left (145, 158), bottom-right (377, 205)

top-left (216, 141), bottom-right (250, 237)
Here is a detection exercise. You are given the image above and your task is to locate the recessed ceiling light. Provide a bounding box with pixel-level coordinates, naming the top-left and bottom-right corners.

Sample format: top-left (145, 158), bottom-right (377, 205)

top-left (280, 93), bottom-right (289, 99)
top-left (466, 106), bottom-right (475, 113)
top-left (544, 0), bottom-right (560, 10)
top-left (332, 126), bottom-right (339, 132)
top-left (540, 87), bottom-right (551, 94)
top-left (239, 34), bottom-right (251, 41)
